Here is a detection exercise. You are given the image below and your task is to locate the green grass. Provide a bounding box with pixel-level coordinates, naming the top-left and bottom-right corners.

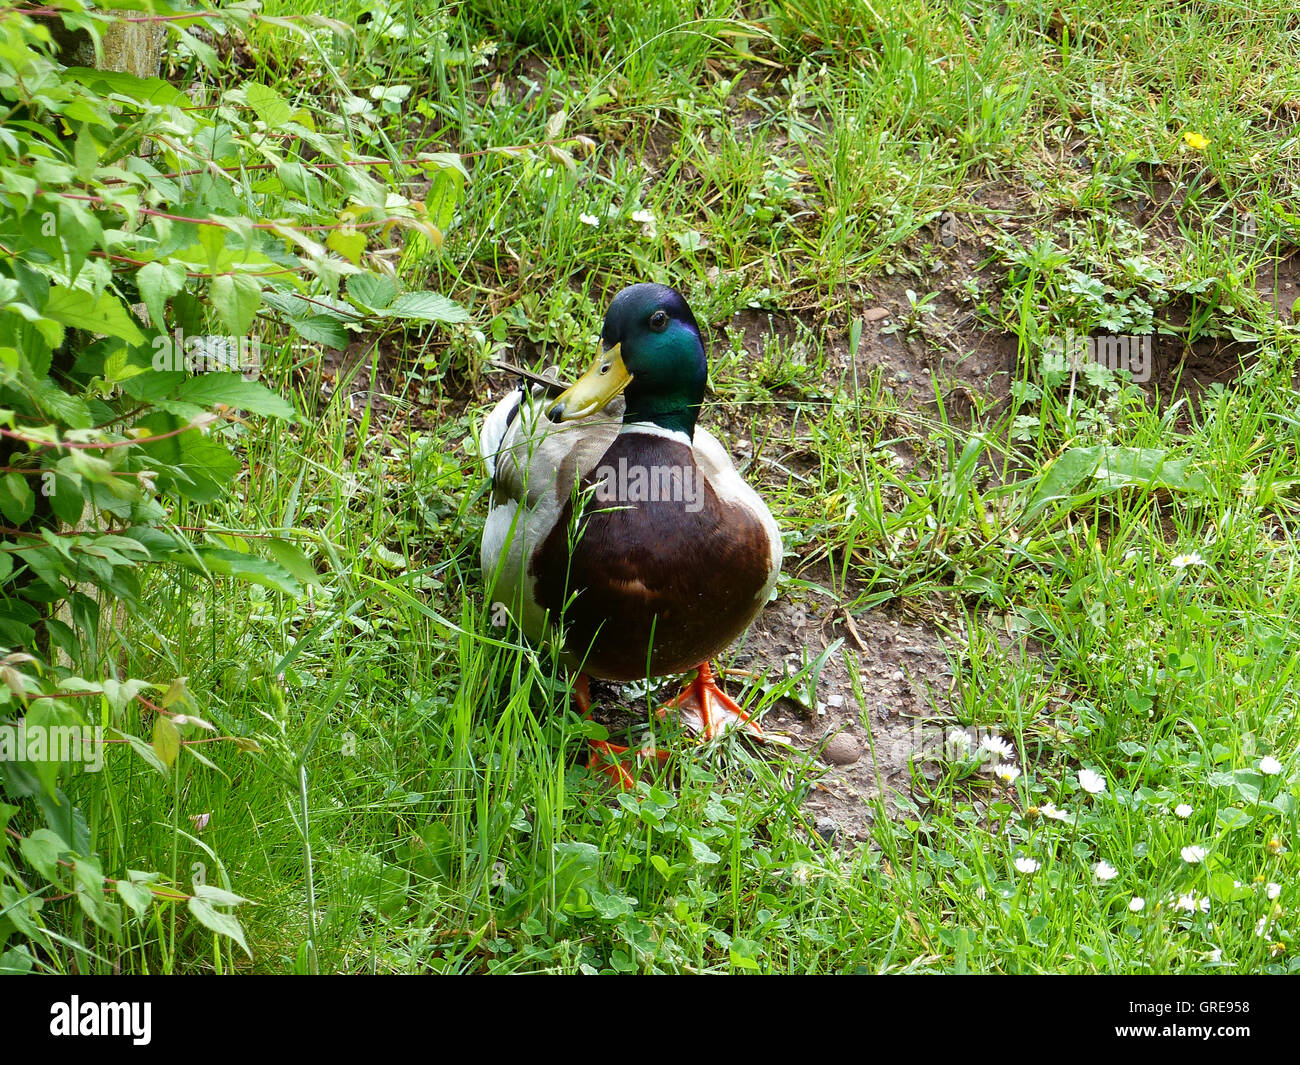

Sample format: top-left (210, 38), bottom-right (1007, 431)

top-left (11, 0), bottom-right (1300, 973)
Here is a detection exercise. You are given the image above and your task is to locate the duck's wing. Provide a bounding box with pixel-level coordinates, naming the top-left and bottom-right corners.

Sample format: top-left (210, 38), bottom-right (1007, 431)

top-left (481, 382), bottom-right (623, 507)
top-left (479, 381), bottom-right (622, 647)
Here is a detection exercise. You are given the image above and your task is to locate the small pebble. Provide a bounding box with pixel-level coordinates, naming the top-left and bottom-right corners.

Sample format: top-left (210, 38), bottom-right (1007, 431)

top-left (814, 815), bottom-right (839, 842)
top-left (827, 693), bottom-right (844, 708)
top-left (820, 731), bottom-right (862, 766)
top-left (864, 306), bottom-right (890, 322)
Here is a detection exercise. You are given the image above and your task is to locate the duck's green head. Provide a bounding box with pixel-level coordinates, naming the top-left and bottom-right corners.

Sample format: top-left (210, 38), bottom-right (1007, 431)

top-left (548, 283), bottom-right (707, 437)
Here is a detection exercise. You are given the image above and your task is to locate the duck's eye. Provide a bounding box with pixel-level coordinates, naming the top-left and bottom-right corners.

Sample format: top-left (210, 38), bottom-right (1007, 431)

top-left (599, 363), bottom-right (610, 375)
top-left (649, 310), bottom-right (669, 331)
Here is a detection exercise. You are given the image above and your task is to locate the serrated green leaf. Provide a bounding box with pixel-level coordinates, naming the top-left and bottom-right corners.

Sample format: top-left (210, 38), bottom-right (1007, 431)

top-left (288, 314), bottom-right (349, 350)
top-left (32, 377), bottom-right (93, 428)
top-left (138, 261), bottom-right (186, 332)
top-left (44, 287), bottom-right (145, 344)
top-left (209, 274), bottom-right (262, 335)
top-left (245, 83), bottom-right (292, 128)
top-left (383, 291), bottom-right (469, 324)
top-left (422, 153), bottom-right (467, 232)
top-left (175, 373), bottom-right (295, 419)
top-left (348, 273), bottom-right (397, 310)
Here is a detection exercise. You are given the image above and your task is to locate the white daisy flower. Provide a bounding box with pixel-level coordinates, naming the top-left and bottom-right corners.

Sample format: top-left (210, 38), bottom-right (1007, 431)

top-left (1181, 845), bottom-right (1207, 864)
top-left (1174, 803), bottom-right (1193, 818)
top-left (1266, 882), bottom-right (1281, 900)
top-left (630, 208), bottom-right (657, 238)
top-left (1014, 856), bottom-right (1040, 874)
top-left (1094, 861), bottom-right (1119, 882)
top-left (579, 212), bottom-right (599, 227)
top-left (946, 727), bottom-right (972, 754)
top-left (1129, 896), bottom-right (1145, 912)
top-left (1207, 948), bottom-right (1222, 963)
top-left (1078, 769), bottom-right (1106, 794)
top-left (1256, 915), bottom-right (1272, 937)
top-left (1260, 755), bottom-right (1282, 776)
top-left (979, 734), bottom-right (1015, 760)
top-left (1173, 892), bottom-right (1210, 914)
top-left (1170, 551), bottom-right (1206, 569)
top-left (1040, 802), bottom-right (1071, 822)
top-left (994, 763), bottom-right (1021, 784)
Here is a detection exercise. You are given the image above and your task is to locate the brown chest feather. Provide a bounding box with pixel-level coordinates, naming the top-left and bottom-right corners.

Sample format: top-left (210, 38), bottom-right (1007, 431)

top-left (531, 434), bottom-right (771, 680)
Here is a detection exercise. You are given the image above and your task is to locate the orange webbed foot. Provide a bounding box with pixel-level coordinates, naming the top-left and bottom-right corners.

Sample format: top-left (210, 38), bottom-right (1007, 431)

top-left (659, 662), bottom-right (763, 741)
top-left (573, 673), bottom-right (668, 789)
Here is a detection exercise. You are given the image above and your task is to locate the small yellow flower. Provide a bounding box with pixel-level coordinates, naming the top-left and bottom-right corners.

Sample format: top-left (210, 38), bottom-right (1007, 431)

top-left (1183, 132), bottom-right (1211, 151)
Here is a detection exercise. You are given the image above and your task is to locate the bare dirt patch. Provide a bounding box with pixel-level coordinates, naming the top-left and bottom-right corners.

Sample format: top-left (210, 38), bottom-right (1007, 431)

top-left (1256, 250), bottom-right (1300, 323)
top-left (583, 585), bottom-right (957, 846)
top-left (1140, 327), bottom-right (1257, 415)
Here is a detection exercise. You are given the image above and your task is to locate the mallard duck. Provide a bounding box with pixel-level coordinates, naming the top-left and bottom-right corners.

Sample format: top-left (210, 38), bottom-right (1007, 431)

top-left (480, 283), bottom-right (781, 783)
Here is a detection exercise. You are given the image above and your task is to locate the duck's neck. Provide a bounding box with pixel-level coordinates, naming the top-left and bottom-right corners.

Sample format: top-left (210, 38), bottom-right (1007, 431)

top-left (621, 381), bottom-right (703, 439)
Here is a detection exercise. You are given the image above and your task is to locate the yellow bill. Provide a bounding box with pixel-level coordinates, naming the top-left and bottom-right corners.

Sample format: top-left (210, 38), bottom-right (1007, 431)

top-left (547, 343), bottom-right (631, 421)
